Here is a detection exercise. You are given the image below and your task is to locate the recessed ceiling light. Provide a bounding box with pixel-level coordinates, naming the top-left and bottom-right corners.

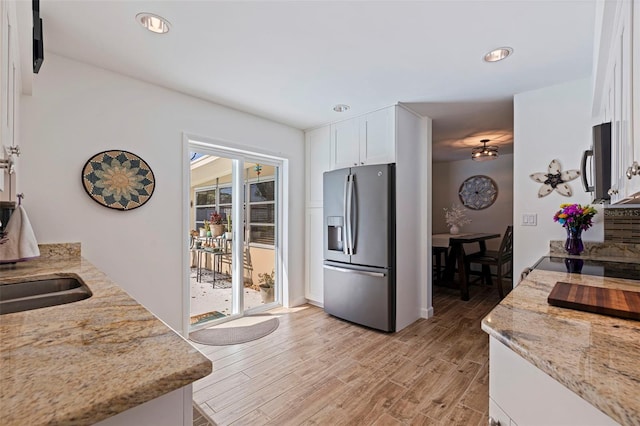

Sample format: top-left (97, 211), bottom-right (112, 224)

top-left (136, 13), bottom-right (171, 34)
top-left (333, 104), bottom-right (350, 113)
top-left (483, 47), bottom-right (513, 62)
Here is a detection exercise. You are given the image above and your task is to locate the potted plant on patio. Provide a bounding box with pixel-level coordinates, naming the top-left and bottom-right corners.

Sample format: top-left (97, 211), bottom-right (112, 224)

top-left (225, 215), bottom-right (233, 240)
top-left (201, 220), bottom-right (210, 237)
top-left (210, 211), bottom-right (225, 237)
top-left (258, 270), bottom-right (275, 303)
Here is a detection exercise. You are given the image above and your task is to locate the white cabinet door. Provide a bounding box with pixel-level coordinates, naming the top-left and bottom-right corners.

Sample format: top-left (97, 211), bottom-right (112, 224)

top-left (361, 106), bottom-right (396, 166)
top-left (489, 337), bottom-right (617, 426)
top-left (330, 106), bottom-right (397, 170)
top-left (94, 387), bottom-right (189, 426)
top-left (330, 119), bottom-right (360, 170)
top-left (489, 398), bottom-right (513, 426)
top-left (305, 126), bottom-right (331, 208)
top-left (627, 0), bottom-right (640, 198)
top-left (305, 207), bottom-right (324, 304)
top-left (608, 0), bottom-right (634, 203)
top-left (619, 0), bottom-right (634, 200)
top-left (0, 0), bottom-right (17, 191)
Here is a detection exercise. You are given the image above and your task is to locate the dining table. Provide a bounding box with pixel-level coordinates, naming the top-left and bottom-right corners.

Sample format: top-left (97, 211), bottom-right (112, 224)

top-left (192, 235), bottom-right (231, 286)
top-left (433, 232), bottom-right (501, 300)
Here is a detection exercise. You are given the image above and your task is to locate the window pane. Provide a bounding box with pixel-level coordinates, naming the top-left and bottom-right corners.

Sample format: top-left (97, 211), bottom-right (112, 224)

top-left (250, 204), bottom-right (274, 223)
top-left (250, 225), bottom-right (274, 245)
top-left (196, 190), bottom-right (216, 206)
top-left (218, 205), bottom-right (232, 223)
top-left (250, 181), bottom-right (275, 202)
top-left (219, 187), bottom-right (232, 204)
top-left (196, 207), bottom-right (217, 222)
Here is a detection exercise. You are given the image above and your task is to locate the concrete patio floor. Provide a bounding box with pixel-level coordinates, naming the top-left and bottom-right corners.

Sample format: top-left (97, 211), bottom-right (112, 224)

top-left (190, 268), bottom-right (265, 322)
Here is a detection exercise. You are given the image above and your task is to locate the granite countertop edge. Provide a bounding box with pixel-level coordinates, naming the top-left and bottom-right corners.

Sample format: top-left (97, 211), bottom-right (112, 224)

top-left (481, 264), bottom-right (640, 426)
top-left (0, 255), bottom-right (212, 425)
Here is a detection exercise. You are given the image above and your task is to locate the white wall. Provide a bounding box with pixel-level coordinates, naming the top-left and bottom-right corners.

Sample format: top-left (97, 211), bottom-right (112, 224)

top-left (432, 154), bottom-right (514, 251)
top-left (19, 53), bottom-right (305, 332)
top-left (513, 78), bottom-right (604, 280)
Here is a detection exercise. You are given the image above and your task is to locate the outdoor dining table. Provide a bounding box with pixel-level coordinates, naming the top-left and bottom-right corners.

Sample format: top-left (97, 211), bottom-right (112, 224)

top-left (193, 235), bottom-right (230, 287)
top-left (433, 232), bottom-right (501, 300)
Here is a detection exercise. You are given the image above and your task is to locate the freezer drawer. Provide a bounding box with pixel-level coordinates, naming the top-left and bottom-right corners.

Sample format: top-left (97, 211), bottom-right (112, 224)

top-left (323, 262), bottom-right (395, 332)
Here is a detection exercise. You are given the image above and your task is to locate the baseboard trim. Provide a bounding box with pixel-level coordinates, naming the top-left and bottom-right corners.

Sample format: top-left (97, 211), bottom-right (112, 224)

top-left (306, 299), bottom-right (324, 308)
top-left (289, 296), bottom-right (309, 307)
top-left (421, 306), bottom-right (434, 319)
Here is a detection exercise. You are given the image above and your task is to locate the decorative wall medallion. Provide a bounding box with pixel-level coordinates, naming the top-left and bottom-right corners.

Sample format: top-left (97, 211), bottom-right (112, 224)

top-left (82, 150), bottom-right (155, 210)
top-left (529, 159), bottom-right (580, 197)
top-left (458, 175), bottom-right (498, 210)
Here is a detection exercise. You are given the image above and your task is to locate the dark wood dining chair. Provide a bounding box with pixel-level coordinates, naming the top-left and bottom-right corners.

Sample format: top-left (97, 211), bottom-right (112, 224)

top-left (464, 226), bottom-right (513, 299)
top-left (432, 246), bottom-right (449, 284)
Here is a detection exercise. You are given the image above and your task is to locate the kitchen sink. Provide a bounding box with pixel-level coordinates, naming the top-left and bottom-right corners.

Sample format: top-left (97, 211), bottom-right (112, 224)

top-left (0, 277), bottom-right (92, 315)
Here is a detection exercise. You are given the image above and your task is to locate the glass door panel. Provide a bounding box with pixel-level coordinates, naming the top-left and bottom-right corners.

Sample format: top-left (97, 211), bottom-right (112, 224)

top-left (188, 146), bottom-right (281, 330)
top-left (189, 152), bottom-right (238, 327)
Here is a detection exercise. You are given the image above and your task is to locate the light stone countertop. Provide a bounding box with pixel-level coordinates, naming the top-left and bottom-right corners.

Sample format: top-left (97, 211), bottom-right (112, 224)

top-left (482, 268), bottom-right (640, 426)
top-left (0, 249), bottom-right (212, 425)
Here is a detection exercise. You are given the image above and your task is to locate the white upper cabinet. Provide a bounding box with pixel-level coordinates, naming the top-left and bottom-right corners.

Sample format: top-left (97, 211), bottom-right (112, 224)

top-left (1, 0), bottom-right (19, 191)
top-left (330, 118), bottom-right (360, 169)
top-left (595, 0), bottom-right (639, 203)
top-left (305, 126), bottom-right (331, 208)
top-left (1, 0), bottom-right (31, 194)
top-left (330, 105), bottom-right (396, 170)
top-left (628, 0), bottom-right (640, 199)
top-left (360, 106), bottom-right (396, 166)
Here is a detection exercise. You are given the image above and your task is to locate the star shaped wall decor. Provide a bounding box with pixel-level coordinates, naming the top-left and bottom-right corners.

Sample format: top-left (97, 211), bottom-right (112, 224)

top-left (530, 159), bottom-right (580, 197)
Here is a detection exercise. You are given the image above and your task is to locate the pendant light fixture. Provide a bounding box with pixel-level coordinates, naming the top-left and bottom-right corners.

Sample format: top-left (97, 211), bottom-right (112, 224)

top-left (471, 139), bottom-right (499, 161)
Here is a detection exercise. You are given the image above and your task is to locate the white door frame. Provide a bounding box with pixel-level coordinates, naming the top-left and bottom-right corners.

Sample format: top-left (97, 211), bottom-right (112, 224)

top-left (182, 133), bottom-right (289, 336)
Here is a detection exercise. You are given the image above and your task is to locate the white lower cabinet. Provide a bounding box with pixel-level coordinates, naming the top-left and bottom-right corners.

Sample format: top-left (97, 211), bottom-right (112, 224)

top-left (489, 337), bottom-right (617, 426)
top-left (94, 387), bottom-right (190, 426)
top-left (305, 207), bottom-right (324, 305)
top-left (489, 397), bottom-right (515, 426)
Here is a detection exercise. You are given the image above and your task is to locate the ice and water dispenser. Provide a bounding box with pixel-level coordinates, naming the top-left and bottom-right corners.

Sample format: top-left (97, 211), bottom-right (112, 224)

top-left (326, 216), bottom-right (344, 252)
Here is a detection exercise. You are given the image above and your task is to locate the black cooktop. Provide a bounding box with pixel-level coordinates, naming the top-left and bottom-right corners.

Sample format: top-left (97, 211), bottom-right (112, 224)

top-left (533, 256), bottom-right (640, 280)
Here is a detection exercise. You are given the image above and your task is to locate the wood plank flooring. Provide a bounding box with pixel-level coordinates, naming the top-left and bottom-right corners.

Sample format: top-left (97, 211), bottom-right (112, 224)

top-left (191, 284), bottom-right (501, 426)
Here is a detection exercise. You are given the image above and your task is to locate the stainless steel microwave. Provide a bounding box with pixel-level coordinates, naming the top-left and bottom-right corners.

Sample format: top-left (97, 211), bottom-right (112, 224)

top-left (581, 122), bottom-right (611, 203)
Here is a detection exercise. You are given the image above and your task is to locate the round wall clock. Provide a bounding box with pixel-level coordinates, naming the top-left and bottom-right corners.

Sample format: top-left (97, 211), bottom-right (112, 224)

top-left (458, 175), bottom-right (498, 210)
top-left (82, 150), bottom-right (155, 211)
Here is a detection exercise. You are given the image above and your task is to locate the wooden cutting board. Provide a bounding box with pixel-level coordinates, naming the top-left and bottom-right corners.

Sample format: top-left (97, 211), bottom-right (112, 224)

top-left (548, 282), bottom-right (640, 321)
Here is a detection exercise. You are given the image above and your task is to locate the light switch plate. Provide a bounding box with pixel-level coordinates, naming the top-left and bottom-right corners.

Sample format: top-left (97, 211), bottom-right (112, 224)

top-left (521, 213), bottom-right (537, 226)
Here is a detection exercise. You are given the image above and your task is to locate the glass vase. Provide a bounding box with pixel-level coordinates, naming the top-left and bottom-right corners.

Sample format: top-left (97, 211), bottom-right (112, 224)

top-left (564, 227), bottom-right (584, 255)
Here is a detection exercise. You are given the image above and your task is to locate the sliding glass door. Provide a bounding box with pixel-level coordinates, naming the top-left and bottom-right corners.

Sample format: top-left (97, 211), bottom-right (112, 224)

top-left (187, 141), bottom-right (281, 330)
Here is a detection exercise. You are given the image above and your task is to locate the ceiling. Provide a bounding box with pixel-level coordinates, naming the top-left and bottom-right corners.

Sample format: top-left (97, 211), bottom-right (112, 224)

top-left (39, 0), bottom-right (596, 162)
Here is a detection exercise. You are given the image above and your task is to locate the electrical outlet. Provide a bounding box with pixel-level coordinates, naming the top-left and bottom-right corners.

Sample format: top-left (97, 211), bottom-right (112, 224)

top-left (521, 213), bottom-right (537, 226)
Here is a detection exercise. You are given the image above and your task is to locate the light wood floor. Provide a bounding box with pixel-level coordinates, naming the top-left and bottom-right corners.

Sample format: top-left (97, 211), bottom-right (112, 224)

top-left (191, 284), bottom-right (502, 426)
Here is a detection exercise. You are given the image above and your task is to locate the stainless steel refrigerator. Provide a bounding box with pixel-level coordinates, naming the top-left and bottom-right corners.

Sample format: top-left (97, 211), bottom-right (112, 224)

top-left (323, 163), bottom-right (395, 332)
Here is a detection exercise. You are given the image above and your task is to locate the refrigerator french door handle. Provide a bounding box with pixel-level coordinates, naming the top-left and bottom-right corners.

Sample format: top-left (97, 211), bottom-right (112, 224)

top-left (322, 264), bottom-right (386, 277)
top-left (351, 175), bottom-right (357, 253)
top-left (343, 175), bottom-right (350, 255)
top-left (346, 175), bottom-right (355, 255)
